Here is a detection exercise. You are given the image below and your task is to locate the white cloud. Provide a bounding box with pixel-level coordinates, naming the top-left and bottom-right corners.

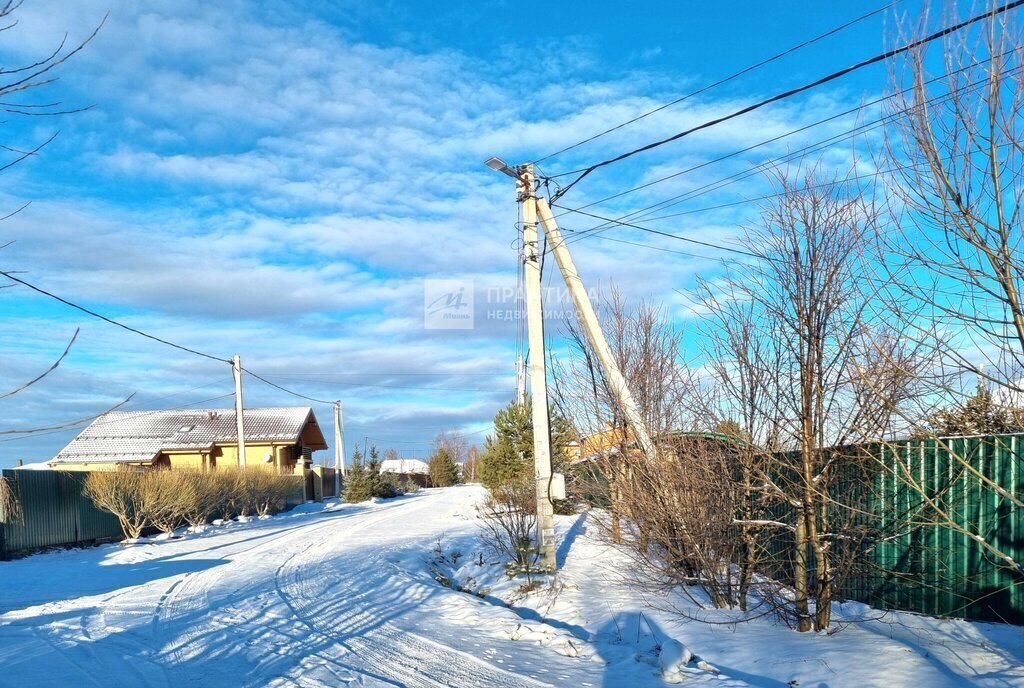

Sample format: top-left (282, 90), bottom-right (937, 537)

top-left (0, 0), bottom-right (870, 465)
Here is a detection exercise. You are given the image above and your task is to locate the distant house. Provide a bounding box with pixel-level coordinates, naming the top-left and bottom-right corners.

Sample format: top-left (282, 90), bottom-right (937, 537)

top-left (50, 406), bottom-right (328, 473)
top-left (379, 457), bottom-right (431, 488)
top-left (379, 458), bottom-right (429, 475)
top-left (567, 422), bottom-right (633, 462)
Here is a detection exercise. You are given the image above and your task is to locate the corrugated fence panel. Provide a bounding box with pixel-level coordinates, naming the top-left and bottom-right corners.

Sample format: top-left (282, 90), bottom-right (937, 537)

top-left (751, 433), bottom-right (1023, 623)
top-left (0, 469), bottom-right (122, 558)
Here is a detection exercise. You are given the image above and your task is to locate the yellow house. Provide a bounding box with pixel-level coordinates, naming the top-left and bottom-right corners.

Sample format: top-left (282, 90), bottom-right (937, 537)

top-left (566, 422), bottom-right (634, 463)
top-left (49, 406), bottom-right (328, 473)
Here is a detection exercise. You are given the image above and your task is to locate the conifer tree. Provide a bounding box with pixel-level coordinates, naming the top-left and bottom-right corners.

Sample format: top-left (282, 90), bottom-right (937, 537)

top-left (428, 447), bottom-right (461, 487)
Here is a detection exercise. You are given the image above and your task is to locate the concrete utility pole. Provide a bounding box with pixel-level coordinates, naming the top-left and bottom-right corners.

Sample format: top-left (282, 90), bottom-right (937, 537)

top-left (518, 163), bottom-right (557, 572)
top-left (232, 354), bottom-right (247, 467)
top-left (536, 197), bottom-right (658, 460)
top-left (333, 400), bottom-right (346, 497)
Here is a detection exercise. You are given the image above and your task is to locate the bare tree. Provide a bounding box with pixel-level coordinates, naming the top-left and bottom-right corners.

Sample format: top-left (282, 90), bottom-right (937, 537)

top-left (433, 429), bottom-right (468, 465)
top-left (84, 470), bottom-right (147, 540)
top-left (884, 2), bottom-right (1024, 399)
top-left (463, 445), bottom-right (481, 483)
top-left (695, 162), bottom-right (921, 631)
top-left (867, 1), bottom-right (1024, 599)
top-left (0, 4), bottom-right (111, 439)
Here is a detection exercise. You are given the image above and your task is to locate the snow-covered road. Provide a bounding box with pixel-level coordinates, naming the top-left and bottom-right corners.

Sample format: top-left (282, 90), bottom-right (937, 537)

top-left (0, 486), bottom-right (615, 687)
top-left (1, 485), bottom-right (1021, 688)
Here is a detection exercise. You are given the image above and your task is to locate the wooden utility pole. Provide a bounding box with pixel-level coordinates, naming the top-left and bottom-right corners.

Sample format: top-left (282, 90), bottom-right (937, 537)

top-left (518, 163), bottom-right (557, 571)
top-left (536, 197), bottom-right (657, 460)
top-left (334, 400), bottom-right (346, 497)
top-left (232, 354), bottom-right (247, 467)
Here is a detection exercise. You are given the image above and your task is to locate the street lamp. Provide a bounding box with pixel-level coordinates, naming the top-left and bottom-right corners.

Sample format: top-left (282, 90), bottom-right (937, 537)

top-left (484, 156), bottom-right (519, 178)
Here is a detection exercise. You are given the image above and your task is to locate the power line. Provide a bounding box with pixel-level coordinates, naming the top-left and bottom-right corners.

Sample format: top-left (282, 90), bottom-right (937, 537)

top-left (0, 270), bottom-right (230, 364)
top-left (240, 367), bottom-right (335, 405)
top-left (242, 371), bottom-right (509, 377)
top-left (552, 61), bottom-right (1022, 251)
top-left (531, 1), bottom-right (901, 165)
top-left (550, 204), bottom-right (769, 261)
top-left (547, 0), bottom-right (1024, 198)
top-left (561, 226), bottom-right (743, 262)
top-left (546, 52), bottom-right (1009, 223)
top-left (0, 392), bottom-right (237, 443)
top-left (254, 373), bottom-right (496, 393)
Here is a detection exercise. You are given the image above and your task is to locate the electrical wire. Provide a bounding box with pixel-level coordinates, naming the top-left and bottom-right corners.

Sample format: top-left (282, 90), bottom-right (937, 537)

top-left (0, 392), bottom-right (236, 441)
top-left (254, 373), bottom-right (495, 393)
top-left (552, 205), bottom-right (768, 261)
top-left (531, 1), bottom-right (902, 165)
top-left (240, 367), bottom-right (335, 404)
top-left (544, 50), bottom-right (1014, 224)
top-left (547, 0), bottom-right (1024, 199)
top-left (551, 61), bottom-right (1023, 252)
top-left (0, 270), bottom-right (230, 364)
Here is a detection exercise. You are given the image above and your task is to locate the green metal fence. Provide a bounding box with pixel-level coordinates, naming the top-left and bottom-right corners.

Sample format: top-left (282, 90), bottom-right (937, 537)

top-left (0, 469), bottom-right (122, 559)
top-left (1, 470), bottom-right (312, 559)
top-left (763, 433), bottom-right (1024, 623)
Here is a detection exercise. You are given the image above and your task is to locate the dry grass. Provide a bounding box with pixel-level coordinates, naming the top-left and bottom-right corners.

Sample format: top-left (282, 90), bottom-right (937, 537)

top-left (0, 475), bottom-right (22, 522)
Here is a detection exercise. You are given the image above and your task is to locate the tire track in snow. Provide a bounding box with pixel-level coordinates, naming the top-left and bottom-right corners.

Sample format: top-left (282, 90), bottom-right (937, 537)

top-left (152, 496), bottom-right (440, 685)
top-left (271, 493), bottom-right (556, 688)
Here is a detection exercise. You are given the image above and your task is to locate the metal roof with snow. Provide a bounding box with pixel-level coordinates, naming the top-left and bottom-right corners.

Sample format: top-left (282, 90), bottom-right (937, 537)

top-left (50, 407), bottom-right (327, 465)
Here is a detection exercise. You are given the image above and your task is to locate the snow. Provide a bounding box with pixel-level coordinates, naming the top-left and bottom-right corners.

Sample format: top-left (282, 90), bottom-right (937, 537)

top-left (11, 461), bottom-right (52, 470)
top-left (658, 639), bottom-right (692, 683)
top-left (379, 458), bottom-right (429, 474)
top-left (0, 485), bottom-right (1020, 687)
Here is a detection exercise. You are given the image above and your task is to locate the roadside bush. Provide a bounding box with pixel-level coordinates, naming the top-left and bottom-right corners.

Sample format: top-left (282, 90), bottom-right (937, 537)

top-left (0, 475), bottom-right (22, 522)
top-left (84, 470), bottom-right (148, 540)
top-left (250, 471), bottom-right (294, 516)
top-left (178, 470), bottom-right (220, 528)
top-left (477, 481), bottom-right (537, 570)
top-left (86, 466), bottom-right (300, 540)
top-left (142, 470), bottom-right (191, 534)
top-left (344, 461), bottom-right (406, 503)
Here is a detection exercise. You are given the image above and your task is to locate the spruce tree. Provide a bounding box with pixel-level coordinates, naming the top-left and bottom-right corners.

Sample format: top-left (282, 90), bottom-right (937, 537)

top-left (480, 398), bottom-right (574, 490)
top-left (428, 447), bottom-right (461, 487)
top-left (343, 460), bottom-right (372, 503)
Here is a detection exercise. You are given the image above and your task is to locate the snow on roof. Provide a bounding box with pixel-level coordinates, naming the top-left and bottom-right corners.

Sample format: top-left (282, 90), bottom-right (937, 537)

top-left (51, 407), bottom-right (326, 465)
top-left (12, 461), bottom-right (53, 470)
top-left (379, 458), bottom-right (429, 475)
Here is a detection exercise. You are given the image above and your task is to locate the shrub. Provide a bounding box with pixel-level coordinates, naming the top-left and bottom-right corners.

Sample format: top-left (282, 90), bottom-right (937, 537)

top-left (142, 470), bottom-right (190, 534)
top-left (0, 475), bottom-right (21, 522)
top-left (84, 470), bottom-right (148, 540)
top-left (478, 481), bottom-right (537, 570)
top-left (86, 466), bottom-right (299, 540)
top-left (178, 470), bottom-right (219, 528)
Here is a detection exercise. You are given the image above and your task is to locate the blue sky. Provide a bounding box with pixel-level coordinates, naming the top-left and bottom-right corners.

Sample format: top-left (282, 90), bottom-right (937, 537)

top-left (0, 0), bottom-right (938, 466)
